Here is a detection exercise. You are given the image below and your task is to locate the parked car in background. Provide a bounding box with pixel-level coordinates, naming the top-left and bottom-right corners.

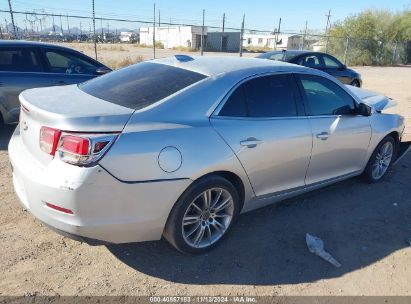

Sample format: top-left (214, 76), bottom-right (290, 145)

top-left (257, 50), bottom-right (362, 87)
top-left (0, 40), bottom-right (111, 125)
top-left (9, 56), bottom-right (409, 254)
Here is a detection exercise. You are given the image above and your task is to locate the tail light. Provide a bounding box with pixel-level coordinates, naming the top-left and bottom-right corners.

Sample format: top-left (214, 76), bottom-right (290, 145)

top-left (57, 133), bottom-right (119, 166)
top-left (39, 127), bottom-right (61, 156)
top-left (39, 126), bottom-right (119, 166)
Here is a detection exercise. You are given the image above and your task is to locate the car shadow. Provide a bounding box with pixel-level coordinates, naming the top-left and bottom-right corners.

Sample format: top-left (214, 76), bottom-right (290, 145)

top-left (107, 154), bottom-right (411, 286)
top-left (0, 124), bottom-right (16, 150)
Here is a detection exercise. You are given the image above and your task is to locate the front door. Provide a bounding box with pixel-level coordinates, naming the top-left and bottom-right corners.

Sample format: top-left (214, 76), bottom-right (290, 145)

top-left (42, 48), bottom-right (99, 86)
top-left (295, 73), bottom-right (372, 185)
top-left (320, 54), bottom-right (351, 84)
top-left (211, 73), bottom-right (312, 197)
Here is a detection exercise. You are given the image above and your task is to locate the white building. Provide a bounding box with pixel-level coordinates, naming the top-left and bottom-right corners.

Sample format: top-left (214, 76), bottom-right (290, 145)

top-left (243, 33), bottom-right (303, 50)
top-left (311, 41), bottom-right (326, 52)
top-left (139, 26), bottom-right (207, 49)
top-left (119, 31), bottom-right (138, 43)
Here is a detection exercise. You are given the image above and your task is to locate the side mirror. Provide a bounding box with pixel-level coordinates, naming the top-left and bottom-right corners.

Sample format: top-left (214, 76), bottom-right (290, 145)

top-left (358, 103), bottom-right (372, 116)
top-left (95, 67), bottom-right (111, 75)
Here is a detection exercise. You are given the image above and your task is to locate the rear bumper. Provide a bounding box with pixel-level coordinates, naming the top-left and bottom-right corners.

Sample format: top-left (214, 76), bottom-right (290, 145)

top-left (8, 127), bottom-right (192, 244)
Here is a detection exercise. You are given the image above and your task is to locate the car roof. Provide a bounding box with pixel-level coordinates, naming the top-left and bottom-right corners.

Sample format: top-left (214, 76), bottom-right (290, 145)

top-left (152, 55), bottom-right (309, 77)
top-left (0, 40), bottom-right (76, 50)
top-left (260, 50), bottom-right (328, 56)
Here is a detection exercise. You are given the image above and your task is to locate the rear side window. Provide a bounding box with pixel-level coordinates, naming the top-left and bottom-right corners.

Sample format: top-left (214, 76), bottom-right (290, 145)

top-left (0, 48), bottom-right (42, 72)
top-left (219, 74), bottom-right (298, 118)
top-left (297, 74), bottom-right (355, 115)
top-left (79, 62), bottom-right (206, 110)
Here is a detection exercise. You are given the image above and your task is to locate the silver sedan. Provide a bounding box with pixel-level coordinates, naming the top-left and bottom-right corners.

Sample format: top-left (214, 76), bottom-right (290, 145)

top-left (9, 56), bottom-right (410, 254)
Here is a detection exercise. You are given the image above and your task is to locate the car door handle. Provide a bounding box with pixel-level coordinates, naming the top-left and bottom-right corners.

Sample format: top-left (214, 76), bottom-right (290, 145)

top-left (240, 138), bottom-right (262, 148)
top-left (316, 132), bottom-right (329, 140)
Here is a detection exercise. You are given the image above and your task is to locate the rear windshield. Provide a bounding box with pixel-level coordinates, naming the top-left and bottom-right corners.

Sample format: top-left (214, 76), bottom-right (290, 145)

top-left (79, 62), bottom-right (206, 109)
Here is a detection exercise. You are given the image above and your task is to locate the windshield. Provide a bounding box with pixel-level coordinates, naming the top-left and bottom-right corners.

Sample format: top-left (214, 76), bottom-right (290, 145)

top-left (79, 62), bottom-right (207, 110)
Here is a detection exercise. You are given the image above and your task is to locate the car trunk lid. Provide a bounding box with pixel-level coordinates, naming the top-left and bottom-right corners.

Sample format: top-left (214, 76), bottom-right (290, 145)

top-left (18, 85), bottom-right (134, 167)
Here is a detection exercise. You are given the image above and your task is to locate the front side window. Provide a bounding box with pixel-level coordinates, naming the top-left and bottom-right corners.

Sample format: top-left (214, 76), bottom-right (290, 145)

top-left (79, 62), bottom-right (207, 110)
top-left (297, 74), bottom-right (355, 116)
top-left (0, 48), bottom-right (42, 72)
top-left (297, 54), bottom-right (322, 69)
top-left (322, 55), bottom-right (342, 69)
top-left (45, 49), bottom-right (99, 75)
top-left (219, 74), bottom-right (298, 118)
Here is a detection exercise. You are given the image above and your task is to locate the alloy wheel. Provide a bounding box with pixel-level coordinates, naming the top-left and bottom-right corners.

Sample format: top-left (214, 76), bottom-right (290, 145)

top-left (371, 141), bottom-right (394, 180)
top-left (182, 187), bottom-right (234, 249)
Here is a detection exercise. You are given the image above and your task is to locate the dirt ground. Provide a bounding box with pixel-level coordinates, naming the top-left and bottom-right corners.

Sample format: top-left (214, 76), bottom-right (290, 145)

top-left (0, 59), bottom-right (411, 296)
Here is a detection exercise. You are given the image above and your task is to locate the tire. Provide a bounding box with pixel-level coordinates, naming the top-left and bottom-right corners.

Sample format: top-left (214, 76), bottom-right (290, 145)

top-left (163, 175), bottom-right (240, 254)
top-left (362, 136), bottom-right (396, 183)
top-left (351, 80), bottom-right (361, 87)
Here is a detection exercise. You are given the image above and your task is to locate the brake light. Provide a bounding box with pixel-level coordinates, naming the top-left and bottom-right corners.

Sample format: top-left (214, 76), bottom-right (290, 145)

top-left (39, 127), bottom-right (61, 156)
top-left (39, 126), bottom-right (119, 165)
top-left (57, 133), bottom-right (118, 166)
top-left (62, 136), bottom-right (89, 155)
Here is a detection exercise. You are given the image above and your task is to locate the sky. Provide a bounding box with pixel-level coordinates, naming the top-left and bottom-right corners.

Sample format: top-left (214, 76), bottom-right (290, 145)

top-left (1, 0), bottom-right (410, 33)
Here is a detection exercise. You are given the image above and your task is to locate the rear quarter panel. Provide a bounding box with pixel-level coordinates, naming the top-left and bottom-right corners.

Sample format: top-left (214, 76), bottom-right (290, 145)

top-left (99, 121), bottom-right (255, 209)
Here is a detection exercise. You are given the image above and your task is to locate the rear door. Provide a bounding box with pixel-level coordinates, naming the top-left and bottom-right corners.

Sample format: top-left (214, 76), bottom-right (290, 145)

top-left (211, 73), bottom-right (312, 197)
top-left (0, 46), bottom-right (53, 123)
top-left (42, 48), bottom-right (101, 85)
top-left (295, 73), bottom-right (371, 185)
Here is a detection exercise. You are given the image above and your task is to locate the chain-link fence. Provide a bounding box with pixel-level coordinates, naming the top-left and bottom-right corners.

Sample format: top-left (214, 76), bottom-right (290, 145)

top-left (1, 8), bottom-right (410, 69)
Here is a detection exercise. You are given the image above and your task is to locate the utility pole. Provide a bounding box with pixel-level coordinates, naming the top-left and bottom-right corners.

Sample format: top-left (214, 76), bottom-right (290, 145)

top-left (0, 25), bottom-right (3, 39)
top-left (200, 9), bottom-right (205, 56)
top-left (66, 15), bottom-right (70, 34)
top-left (302, 20), bottom-right (308, 50)
top-left (221, 13), bottom-right (225, 51)
top-left (324, 9), bottom-right (331, 53)
top-left (100, 18), bottom-right (103, 37)
top-left (274, 17), bottom-right (281, 50)
top-left (239, 14), bottom-right (245, 57)
top-left (153, 3), bottom-right (156, 59)
top-left (24, 14), bottom-right (28, 33)
top-left (52, 15), bottom-right (56, 33)
top-left (392, 40), bottom-right (398, 65)
top-left (158, 10), bottom-right (160, 27)
top-left (59, 14), bottom-right (63, 34)
top-left (7, 0), bottom-right (17, 39)
top-left (344, 37), bottom-right (349, 64)
top-left (92, 0), bottom-right (97, 60)
top-left (5, 19), bottom-right (9, 33)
